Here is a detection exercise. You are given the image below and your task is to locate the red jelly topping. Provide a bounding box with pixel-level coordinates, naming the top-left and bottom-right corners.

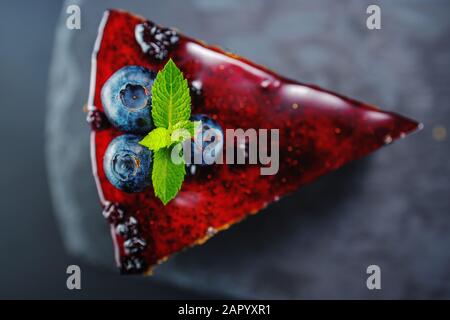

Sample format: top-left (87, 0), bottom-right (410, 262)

top-left (88, 10), bottom-right (420, 274)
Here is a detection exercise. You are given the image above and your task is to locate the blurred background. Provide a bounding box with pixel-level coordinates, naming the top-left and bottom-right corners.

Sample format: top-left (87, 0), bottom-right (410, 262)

top-left (0, 0), bottom-right (449, 299)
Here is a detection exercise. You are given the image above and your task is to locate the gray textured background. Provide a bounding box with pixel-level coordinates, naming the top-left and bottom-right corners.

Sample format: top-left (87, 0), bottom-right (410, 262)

top-left (1, 0), bottom-right (449, 299)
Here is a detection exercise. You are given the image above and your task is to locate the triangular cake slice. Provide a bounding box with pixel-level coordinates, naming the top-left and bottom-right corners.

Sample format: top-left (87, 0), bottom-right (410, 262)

top-left (87, 9), bottom-right (420, 274)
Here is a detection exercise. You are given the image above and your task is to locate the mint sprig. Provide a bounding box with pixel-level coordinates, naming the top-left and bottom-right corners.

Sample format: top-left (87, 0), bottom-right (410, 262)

top-left (139, 59), bottom-right (197, 205)
top-left (151, 59), bottom-right (191, 129)
top-left (151, 147), bottom-right (186, 205)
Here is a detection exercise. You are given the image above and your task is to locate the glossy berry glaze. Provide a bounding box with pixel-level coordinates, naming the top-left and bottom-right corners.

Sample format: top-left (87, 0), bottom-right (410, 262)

top-left (87, 10), bottom-right (420, 274)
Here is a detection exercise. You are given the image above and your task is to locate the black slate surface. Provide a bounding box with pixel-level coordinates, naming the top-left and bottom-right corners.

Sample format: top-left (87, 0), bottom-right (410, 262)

top-left (42, 0), bottom-right (450, 298)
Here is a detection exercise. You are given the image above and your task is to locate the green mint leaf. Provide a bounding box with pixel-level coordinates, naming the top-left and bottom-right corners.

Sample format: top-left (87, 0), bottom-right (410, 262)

top-left (151, 59), bottom-right (191, 129)
top-left (171, 120), bottom-right (200, 142)
top-left (139, 127), bottom-right (171, 151)
top-left (152, 147), bottom-right (186, 205)
top-left (171, 129), bottom-right (191, 144)
top-left (172, 120), bottom-right (194, 131)
top-left (141, 59), bottom-right (194, 205)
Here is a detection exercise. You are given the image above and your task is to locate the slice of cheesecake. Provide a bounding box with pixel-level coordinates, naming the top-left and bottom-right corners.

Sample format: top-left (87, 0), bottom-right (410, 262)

top-left (87, 9), bottom-right (420, 274)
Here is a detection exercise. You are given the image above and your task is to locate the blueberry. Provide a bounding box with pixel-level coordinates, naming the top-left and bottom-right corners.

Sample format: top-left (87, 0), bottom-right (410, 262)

top-left (189, 114), bottom-right (224, 165)
top-left (101, 66), bottom-right (156, 133)
top-left (103, 134), bottom-right (152, 192)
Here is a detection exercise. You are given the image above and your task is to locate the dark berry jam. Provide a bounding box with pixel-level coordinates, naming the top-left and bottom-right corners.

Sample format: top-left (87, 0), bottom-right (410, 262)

top-left (101, 202), bottom-right (148, 274)
top-left (88, 10), bottom-right (420, 274)
top-left (86, 109), bottom-right (110, 131)
top-left (135, 21), bottom-right (179, 61)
